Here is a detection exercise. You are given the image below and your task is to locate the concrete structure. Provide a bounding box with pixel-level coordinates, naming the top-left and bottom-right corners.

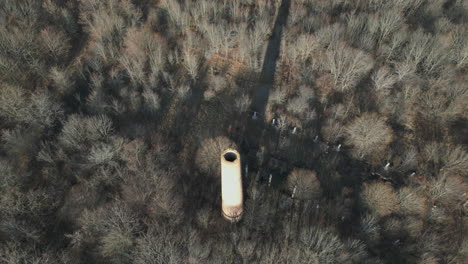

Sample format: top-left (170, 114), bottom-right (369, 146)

top-left (221, 149), bottom-right (243, 222)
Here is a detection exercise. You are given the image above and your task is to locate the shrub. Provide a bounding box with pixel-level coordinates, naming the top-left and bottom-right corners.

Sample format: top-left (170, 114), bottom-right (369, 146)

top-left (361, 182), bottom-right (399, 217)
top-left (286, 168), bottom-right (321, 200)
top-left (345, 113), bottom-right (393, 162)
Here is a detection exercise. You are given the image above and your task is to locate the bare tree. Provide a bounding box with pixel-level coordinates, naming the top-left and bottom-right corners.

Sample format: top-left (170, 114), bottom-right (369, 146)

top-left (286, 168), bottom-right (321, 200)
top-left (202, 22), bottom-right (235, 57)
top-left (321, 118), bottom-right (345, 143)
top-left (237, 239), bottom-right (257, 264)
top-left (315, 23), bottom-right (346, 48)
top-left (393, 0), bottom-right (424, 15)
top-left (100, 229), bottom-right (134, 264)
top-left (403, 29), bottom-right (432, 68)
top-left (88, 140), bottom-right (123, 167)
top-left (299, 226), bottom-right (349, 264)
top-left (285, 33), bottom-right (319, 66)
top-left (49, 67), bottom-right (74, 96)
top-left (360, 214), bottom-right (380, 243)
top-left (344, 113), bottom-right (393, 162)
top-left (188, 229), bottom-right (211, 263)
top-left (422, 37), bottom-right (452, 76)
top-left (134, 226), bottom-right (185, 264)
top-left (196, 136), bottom-right (237, 174)
top-left (342, 13), bottom-right (375, 51)
top-left (398, 187), bottom-right (429, 217)
top-left (442, 146), bottom-right (468, 174)
top-left (235, 94), bottom-right (252, 114)
top-left (182, 47), bottom-right (200, 80)
top-left (369, 10), bottom-right (404, 44)
top-left (287, 97), bottom-right (309, 116)
top-left (39, 27), bottom-right (71, 61)
top-left (372, 66), bottom-right (397, 93)
top-left (380, 28), bottom-right (408, 60)
top-left (58, 115), bottom-right (113, 149)
top-left (429, 173), bottom-right (467, 208)
top-left (361, 182), bottom-right (399, 217)
top-left (268, 89), bottom-right (287, 105)
top-left (324, 43), bottom-right (374, 92)
top-left (403, 216), bottom-right (424, 239)
top-left (142, 87), bottom-right (161, 114)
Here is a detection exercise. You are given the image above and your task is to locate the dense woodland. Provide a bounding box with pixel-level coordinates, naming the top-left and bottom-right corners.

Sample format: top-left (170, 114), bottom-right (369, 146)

top-left (0, 0), bottom-right (467, 263)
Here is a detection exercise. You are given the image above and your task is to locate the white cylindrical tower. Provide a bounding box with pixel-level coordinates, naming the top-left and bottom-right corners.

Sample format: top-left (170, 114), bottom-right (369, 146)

top-left (221, 149), bottom-right (243, 222)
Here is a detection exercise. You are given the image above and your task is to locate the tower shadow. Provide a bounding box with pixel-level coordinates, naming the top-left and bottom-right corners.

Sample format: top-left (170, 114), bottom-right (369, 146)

top-left (250, 0), bottom-right (291, 116)
top-left (241, 0), bottom-right (291, 182)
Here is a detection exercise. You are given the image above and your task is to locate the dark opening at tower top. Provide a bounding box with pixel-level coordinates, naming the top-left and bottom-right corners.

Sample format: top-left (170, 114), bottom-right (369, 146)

top-left (224, 152), bottom-right (238, 162)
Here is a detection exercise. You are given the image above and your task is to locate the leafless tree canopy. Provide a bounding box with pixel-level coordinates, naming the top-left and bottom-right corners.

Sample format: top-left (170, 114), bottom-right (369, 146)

top-left (286, 168), bottom-right (321, 200)
top-left (361, 182), bottom-right (399, 217)
top-left (0, 0), bottom-right (466, 263)
top-left (345, 113), bottom-right (393, 162)
top-left (196, 136), bottom-right (237, 175)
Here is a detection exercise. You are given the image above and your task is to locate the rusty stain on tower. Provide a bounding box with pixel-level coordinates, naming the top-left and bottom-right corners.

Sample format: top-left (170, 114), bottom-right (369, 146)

top-left (221, 149), bottom-right (243, 222)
